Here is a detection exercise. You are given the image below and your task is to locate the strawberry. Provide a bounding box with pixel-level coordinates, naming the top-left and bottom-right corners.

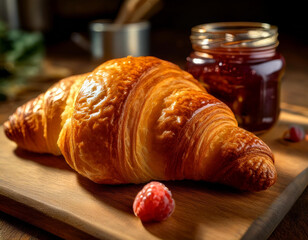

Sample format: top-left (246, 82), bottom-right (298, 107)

top-left (133, 181), bottom-right (175, 222)
top-left (283, 125), bottom-right (306, 142)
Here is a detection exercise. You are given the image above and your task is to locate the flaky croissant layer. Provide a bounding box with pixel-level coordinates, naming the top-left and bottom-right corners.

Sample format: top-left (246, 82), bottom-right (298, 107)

top-left (4, 56), bottom-right (277, 191)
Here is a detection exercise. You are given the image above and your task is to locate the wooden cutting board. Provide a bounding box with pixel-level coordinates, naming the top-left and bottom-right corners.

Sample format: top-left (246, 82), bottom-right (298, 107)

top-left (0, 110), bottom-right (307, 240)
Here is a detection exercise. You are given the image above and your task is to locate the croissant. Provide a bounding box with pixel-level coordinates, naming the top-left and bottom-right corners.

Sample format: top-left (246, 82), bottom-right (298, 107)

top-left (4, 56), bottom-right (276, 191)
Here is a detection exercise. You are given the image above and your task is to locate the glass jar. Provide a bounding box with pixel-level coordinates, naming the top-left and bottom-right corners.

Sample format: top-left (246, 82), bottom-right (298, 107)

top-left (187, 22), bottom-right (285, 134)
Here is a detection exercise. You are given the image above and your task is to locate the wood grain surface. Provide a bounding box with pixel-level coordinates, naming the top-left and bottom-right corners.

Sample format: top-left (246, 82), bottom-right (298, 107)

top-left (0, 110), bottom-right (307, 240)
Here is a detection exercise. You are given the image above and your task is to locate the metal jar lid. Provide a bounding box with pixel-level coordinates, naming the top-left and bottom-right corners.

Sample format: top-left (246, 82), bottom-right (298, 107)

top-left (190, 22), bottom-right (278, 49)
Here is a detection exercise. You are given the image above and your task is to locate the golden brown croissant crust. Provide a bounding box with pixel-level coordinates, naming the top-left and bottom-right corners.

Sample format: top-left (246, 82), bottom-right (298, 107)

top-left (4, 56), bottom-right (277, 191)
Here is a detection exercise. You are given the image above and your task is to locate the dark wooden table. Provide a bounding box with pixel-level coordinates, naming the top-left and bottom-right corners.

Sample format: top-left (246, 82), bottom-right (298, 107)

top-left (0, 33), bottom-right (307, 240)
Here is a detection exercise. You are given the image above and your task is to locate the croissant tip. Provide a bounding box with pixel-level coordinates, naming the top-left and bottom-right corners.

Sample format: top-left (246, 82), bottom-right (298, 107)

top-left (3, 120), bottom-right (13, 140)
top-left (259, 159), bottom-right (277, 189)
top-left (245, 160), bottom-right (277, 192)
top-left (221, 155), bottom-right (277, 192)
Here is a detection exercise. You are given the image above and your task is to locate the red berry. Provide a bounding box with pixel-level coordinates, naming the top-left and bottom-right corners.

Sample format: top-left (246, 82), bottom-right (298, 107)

top-left (133, 181), bottom-right (175, 222)
top-left (283, 125), bottom-right (305, 142)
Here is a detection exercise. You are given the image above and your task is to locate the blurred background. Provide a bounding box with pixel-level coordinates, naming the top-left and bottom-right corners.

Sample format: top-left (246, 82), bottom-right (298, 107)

top-left (0, 0), bottom-right (307, 110)
top-left (1, 0), bottom-right (308, 54)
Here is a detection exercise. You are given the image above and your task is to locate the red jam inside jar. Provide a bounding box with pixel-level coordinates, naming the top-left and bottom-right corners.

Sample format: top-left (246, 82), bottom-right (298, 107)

top-left (187, 22), bottom-right (285, 134)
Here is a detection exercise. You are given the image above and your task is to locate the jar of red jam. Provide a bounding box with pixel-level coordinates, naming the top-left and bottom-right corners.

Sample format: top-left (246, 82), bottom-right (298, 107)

top-left (187, 22), bottom-right (285, 134)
